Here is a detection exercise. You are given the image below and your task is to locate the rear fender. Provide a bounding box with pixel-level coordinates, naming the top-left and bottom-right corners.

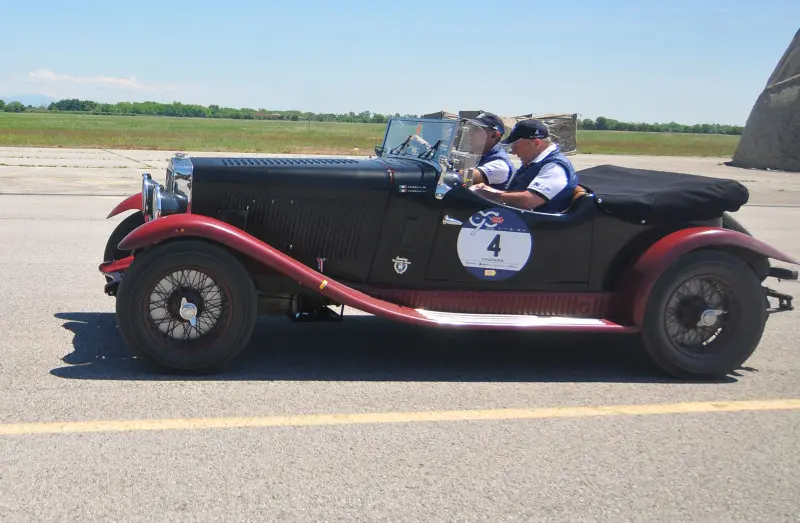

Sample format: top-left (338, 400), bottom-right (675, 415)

top-left (107, 193), bottom-right (142, 219)
top-left (619, 226), bottom-right (799, 326)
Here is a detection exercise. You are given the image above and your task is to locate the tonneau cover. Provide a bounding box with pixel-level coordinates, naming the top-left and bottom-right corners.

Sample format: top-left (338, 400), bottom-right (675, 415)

top-left (577, 164), bottom-right (749, 225)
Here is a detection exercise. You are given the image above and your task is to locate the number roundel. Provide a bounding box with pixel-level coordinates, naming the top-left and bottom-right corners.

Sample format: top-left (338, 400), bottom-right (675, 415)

top-left (456, 207), bottom-right (532, 281)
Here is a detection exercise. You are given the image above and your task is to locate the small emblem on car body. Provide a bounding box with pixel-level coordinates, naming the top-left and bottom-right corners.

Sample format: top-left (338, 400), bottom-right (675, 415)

top-left (392, 256), bottom-right (411, 275)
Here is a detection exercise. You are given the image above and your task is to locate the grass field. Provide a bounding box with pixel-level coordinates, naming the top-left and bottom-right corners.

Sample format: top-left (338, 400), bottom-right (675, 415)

top-left (0, 112), bottom-right (741, 157)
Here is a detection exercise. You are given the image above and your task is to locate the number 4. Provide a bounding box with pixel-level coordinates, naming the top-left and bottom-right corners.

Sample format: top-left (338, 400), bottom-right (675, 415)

top-left (487, 234), bottom-right (501, 257)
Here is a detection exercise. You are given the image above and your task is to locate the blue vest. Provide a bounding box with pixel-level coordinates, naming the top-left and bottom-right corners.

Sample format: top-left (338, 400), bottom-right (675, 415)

top-left (478, 144), bottom-right (516, 189)
top-left (506, 146), bottom-right (577, 213)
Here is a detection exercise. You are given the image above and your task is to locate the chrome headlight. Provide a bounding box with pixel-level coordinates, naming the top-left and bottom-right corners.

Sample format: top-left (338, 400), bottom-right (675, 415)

top-left (141, 171), bottom-right (186, 221)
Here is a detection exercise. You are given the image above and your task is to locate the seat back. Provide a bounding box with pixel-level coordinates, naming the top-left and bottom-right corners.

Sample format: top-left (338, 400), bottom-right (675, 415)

top-left (559, 185), bottom-right (589, 213)
top-left (572, 185), bottom-right (588, 202)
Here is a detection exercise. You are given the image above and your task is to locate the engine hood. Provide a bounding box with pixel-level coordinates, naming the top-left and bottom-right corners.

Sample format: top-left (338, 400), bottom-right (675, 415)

top-left (189, 155), bottom-right (431, 190)
top-left (186, 155), bottom-right (437, 263)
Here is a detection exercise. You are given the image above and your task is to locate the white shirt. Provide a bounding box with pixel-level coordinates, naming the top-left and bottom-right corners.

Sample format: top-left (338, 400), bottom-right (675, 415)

top-left (505, 143), bottom-right (568, 200)
top-left (476, 159), bottom-right (511, 185)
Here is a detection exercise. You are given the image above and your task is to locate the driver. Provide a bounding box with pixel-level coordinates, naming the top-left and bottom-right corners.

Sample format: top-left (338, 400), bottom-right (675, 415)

top-left (470, 119), bottom-right (578, 213)
top-left (460, 112), bottom-right (515, 189)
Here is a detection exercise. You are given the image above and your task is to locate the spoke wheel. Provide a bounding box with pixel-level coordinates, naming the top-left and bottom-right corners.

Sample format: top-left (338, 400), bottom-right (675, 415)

top-left (641, 250), bottom-right (767, 380)
top-left (145, 268), bottom-right (231, 351)
top-left (663, 275), bottom-right (729, 356)
top-left (116, 240), bottom-right (257, 374)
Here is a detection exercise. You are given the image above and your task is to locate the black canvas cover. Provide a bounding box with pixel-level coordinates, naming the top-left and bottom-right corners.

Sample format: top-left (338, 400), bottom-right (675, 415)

top-left (576, 164), bottom-right (749, 225)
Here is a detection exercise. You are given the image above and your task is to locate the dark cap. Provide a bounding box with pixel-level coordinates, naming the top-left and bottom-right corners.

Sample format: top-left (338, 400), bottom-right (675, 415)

top-left (465, 112), bottom-right (505, 135)
top-left (500, 119), bottom-right (549, 144)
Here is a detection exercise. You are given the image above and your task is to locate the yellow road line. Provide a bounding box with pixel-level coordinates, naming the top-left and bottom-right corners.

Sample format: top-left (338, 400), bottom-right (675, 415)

top-left (1, 399), bottom-right (798, 436)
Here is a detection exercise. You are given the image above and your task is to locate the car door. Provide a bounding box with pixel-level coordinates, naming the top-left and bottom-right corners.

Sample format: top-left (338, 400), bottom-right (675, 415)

top-left (425, 186), bottom-right (595, 290)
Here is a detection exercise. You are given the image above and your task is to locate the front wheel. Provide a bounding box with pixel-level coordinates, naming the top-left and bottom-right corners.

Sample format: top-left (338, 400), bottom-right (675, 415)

top-left (104, 211), bottom-right (145, 262)
top-left (115, 240), bottom-right (258, 374)
top-left (640, 250), bottom-right (767, 380)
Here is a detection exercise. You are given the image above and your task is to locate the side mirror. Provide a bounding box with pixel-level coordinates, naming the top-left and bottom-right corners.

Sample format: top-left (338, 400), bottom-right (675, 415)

top-left (374, 145), bottom-right (384, 157)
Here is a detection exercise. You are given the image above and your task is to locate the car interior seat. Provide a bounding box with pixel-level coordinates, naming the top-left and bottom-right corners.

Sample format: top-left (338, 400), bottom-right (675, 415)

top-left (559, 185), bottom-right (589, 214)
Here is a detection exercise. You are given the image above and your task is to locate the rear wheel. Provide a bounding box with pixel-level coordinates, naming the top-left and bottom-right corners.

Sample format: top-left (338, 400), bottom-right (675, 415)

top-left (640, 250), bottom-right (767, 380)
top-left (115, 240), bottom-right (257, 374)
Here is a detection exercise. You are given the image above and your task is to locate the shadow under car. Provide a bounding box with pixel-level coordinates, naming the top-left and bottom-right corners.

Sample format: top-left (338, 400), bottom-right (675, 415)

top-left (50, 312), bottom-right (745, 384)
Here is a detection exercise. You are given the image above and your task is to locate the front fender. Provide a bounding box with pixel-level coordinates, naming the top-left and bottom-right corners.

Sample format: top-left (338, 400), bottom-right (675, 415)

top-left (117, 214), bottom-right (431, 323)
top-left (107, 193), bottom-right (142, 219)
top-left (623, 226), bottom-right (799, 326)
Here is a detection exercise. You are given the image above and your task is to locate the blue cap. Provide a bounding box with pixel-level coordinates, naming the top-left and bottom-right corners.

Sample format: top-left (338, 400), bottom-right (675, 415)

top-left (466, 112), bottom-right (505, 135)
top-left (500, 119), bottom-right (549, 144)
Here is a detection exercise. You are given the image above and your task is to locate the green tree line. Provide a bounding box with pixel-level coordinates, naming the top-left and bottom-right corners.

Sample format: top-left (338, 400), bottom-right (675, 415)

top-left (44, 99), bottom-right (406, 123)
top-left (578, 116), bottom-right (742, 135)
top-left (0, 97), bottom-right (744, 135)
top-left (0, 99), bottom-right (27, 113)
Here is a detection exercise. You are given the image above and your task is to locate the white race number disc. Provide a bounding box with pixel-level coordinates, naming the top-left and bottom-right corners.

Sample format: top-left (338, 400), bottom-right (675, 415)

top-left (456, 207), bottom-right (532, 281)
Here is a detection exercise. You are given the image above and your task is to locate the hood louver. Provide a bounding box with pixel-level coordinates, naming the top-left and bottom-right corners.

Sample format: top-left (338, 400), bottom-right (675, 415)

top-left (221, 158), bottom-right (359, 167)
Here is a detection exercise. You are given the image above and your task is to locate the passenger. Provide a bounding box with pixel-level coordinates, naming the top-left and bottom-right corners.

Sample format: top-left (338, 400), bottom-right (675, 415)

top-left (470, 119), bottom-right (578, 213)
top-left (459, 112), bottom-right (515, 189)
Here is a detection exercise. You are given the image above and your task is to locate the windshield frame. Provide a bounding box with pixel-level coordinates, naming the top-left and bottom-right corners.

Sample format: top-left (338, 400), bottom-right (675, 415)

top-left (379, 117), bottom-right (460, 167)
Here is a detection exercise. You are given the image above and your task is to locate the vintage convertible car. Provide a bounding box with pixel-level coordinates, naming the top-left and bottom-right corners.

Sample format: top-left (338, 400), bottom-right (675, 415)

top-left (99, 117), bottom-right (798, 379)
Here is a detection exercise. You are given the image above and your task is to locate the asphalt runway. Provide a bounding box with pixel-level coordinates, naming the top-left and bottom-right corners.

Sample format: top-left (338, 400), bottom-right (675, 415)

top-left (0, 148), bottom-right (799, 521)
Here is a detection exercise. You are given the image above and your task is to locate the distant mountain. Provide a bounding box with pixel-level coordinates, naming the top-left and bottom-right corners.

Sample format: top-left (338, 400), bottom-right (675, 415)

top-left (0, 94), bottom-right (57, 107)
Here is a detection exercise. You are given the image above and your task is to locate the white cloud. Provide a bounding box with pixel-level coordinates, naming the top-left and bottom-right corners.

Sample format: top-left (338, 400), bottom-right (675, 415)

top-left (27, 69), bottom-right (175, 92)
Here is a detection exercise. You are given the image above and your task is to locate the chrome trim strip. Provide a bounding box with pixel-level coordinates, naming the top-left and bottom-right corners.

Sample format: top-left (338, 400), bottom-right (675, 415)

top-left (414, 309), bottom-right (608, 327)
top-left (141, 173), bottom-right (156, 221)
top-left (152, 184), bottom-right (163, 220)
top-left (169, 152), bottom-right (193, 213)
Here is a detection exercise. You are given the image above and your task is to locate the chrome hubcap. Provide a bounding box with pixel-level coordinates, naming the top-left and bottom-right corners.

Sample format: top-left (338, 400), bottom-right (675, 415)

top-left (697, 309), bottom-right (724, 327)
top-left (179, 297), bottom-right (198, 327)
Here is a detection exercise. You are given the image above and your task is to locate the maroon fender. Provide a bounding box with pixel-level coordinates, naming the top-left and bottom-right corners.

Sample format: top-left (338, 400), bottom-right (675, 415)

top-left (117, 213), bottom-right (442, 325)
top-left (116, 214), bottom-right (635, 332)
top-left (98, 255), bottom-right (134, 275)
top-left (622, 226), bottom-right (799, 326)
top-left (107, 193), bottom-right (142, 219)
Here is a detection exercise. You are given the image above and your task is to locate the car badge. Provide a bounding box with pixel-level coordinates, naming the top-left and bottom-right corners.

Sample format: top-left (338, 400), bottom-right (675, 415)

top-left (392, 256), bottom-right (411, 275)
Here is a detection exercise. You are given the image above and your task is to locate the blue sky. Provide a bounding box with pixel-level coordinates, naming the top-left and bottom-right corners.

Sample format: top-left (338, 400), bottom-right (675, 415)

top-left (1, 0), bottom-right (797, 125)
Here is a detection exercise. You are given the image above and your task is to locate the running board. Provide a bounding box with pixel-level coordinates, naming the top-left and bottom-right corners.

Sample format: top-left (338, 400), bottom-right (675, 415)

top-left (414, 309), bottom-right (635, 332)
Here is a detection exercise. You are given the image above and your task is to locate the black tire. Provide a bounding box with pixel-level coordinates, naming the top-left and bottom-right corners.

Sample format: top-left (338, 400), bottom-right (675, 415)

top-left (641, 250), bottom-right (767, 380)
top-left (721, 212), bottom-right (750, 235)
top-left (104, 211), bottom-right (145, 262)
top-left (115, 240), bottom-right (258, 374)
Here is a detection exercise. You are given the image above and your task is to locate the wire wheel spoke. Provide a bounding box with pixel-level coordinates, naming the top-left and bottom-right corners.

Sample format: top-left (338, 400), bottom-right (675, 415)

top-left (146, 268), bottom-right (229, 344)
top-left (664, 275), bottom-right (730, 354)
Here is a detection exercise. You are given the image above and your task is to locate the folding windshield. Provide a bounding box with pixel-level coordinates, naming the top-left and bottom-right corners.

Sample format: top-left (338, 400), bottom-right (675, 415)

top-left (380, 118), bottom-right (459, 164)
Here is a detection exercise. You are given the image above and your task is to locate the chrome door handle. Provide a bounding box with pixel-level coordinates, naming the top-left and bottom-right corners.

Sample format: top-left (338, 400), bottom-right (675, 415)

top-left (442, 215), bottom-right (462, 226)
